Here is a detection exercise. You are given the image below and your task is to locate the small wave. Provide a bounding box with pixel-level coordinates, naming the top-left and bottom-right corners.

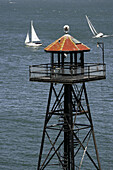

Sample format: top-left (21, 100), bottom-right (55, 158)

top-left (9, 1), bottom-right (16, 4)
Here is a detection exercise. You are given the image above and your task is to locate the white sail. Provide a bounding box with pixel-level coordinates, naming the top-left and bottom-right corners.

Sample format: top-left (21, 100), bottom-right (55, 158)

top-left (86, 15), bottom-right (98, 36)
top-left (31, 21), bottom-right (40, 42)
top-left (25, 20), bottom-right (42, 47)
top-left (25, 31), bottom-right (29, 44)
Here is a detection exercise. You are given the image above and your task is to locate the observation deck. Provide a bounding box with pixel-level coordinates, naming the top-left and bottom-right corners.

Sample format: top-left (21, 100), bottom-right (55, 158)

top-left (29, 62), bottom-right (106, 84)
top-left (29, 25), bottom-right (106, 84)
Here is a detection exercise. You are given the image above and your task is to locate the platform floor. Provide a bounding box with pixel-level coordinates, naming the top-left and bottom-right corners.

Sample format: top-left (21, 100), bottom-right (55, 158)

top-left (29, 74), bottom-right (106, 84)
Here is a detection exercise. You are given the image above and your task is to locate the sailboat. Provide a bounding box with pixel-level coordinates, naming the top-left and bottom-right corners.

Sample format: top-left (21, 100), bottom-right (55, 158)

top-left (86, 15), bottom-right (113, 38)
top-left (25, 20), bottom-right (42, 47)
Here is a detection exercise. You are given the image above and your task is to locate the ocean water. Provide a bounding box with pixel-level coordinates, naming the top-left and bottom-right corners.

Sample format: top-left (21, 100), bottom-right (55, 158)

top-left (0, 0), bottom-right (113, 169)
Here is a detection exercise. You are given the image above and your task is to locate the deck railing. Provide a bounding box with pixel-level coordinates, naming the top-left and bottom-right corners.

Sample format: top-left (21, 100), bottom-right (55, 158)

top-left (29, 63), bottom-right (106, 80)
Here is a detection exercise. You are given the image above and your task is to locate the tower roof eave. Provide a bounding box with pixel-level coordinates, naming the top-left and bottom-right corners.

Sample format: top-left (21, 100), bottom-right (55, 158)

top-left (44, 49), bottom-right (90, 53)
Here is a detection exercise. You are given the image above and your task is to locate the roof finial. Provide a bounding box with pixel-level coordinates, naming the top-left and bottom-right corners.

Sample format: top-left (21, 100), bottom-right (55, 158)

top-left (63, 25), bottom-right (70, 34)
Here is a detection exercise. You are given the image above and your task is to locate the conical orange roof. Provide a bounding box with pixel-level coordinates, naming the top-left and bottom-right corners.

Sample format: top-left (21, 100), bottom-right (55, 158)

top-left (44, 34), bottom-right (90, 52)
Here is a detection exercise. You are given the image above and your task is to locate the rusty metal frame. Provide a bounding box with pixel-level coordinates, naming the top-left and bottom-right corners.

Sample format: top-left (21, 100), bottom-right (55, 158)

top-left (37, 83), bottom-right (101, 170)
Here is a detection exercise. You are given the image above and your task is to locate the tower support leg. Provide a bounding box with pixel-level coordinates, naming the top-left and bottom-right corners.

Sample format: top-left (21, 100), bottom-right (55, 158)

top-left (37, 83), bottom-right (53, 170)
top-left (64, 84), bottom-right (75, 170)
top-left (83, 83), bottom-right (101, 170)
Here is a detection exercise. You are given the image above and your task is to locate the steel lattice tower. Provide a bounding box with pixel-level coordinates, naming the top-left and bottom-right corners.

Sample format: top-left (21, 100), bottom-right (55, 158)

top-left (29, 26), bottom-right (106, 170)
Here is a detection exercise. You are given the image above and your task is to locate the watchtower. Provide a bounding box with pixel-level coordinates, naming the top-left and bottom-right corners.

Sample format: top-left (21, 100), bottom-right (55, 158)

top-left (29, 25), bottom-right (106, 170)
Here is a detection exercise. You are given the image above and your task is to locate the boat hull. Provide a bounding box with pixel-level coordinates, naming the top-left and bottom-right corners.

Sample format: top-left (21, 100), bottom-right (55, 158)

top-left (25, 42), bottom-right (42, 47)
